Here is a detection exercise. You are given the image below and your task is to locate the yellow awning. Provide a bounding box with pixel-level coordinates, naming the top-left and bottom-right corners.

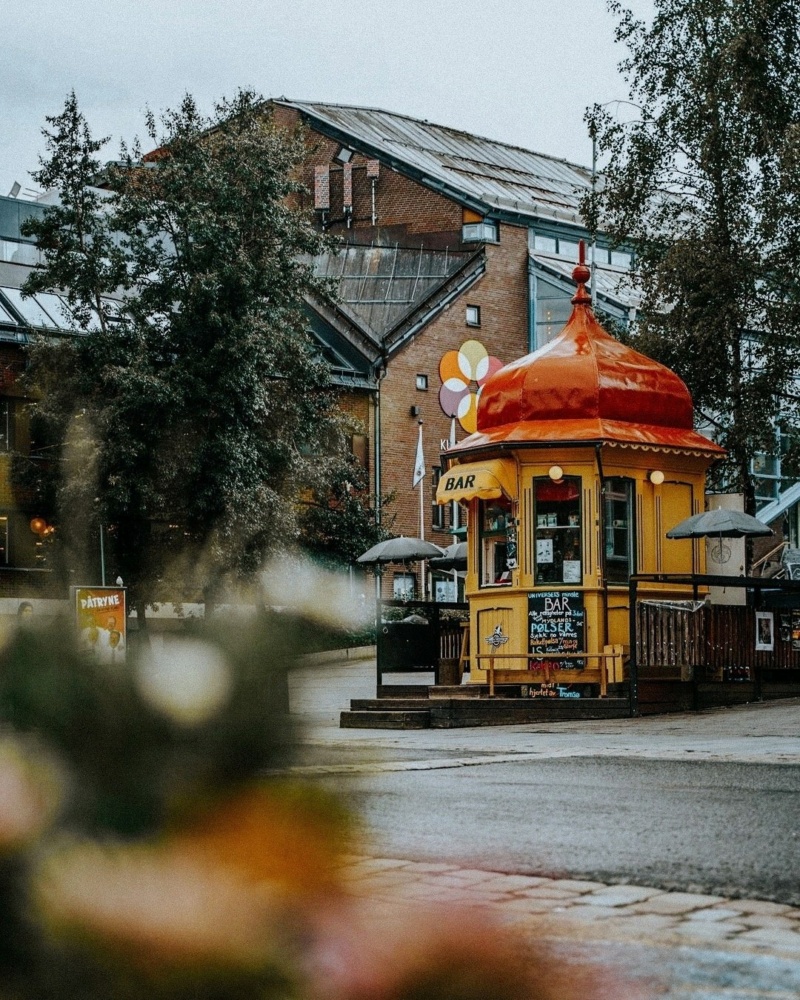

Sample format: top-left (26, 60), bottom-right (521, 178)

top-left (435, 458), bottom-right (516, 504)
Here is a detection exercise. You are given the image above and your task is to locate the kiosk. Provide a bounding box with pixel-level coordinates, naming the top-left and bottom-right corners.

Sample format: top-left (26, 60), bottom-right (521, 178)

top-left (436, 254), bottom-right (725, 696)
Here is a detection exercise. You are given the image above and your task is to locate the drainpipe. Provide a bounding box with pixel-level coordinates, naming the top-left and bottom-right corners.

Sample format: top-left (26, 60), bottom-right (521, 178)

top-left (373, 359), bottom-right (387, 523)
top-left (372, 360), bottom-right (387, 603)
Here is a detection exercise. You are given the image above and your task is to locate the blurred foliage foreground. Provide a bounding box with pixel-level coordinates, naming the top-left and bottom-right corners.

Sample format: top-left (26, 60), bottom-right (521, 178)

top-left (0, 584), bottom-right (634, 1000)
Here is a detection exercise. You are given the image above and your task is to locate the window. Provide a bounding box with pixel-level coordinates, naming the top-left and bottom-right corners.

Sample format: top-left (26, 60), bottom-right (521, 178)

top-left (479, 497), bottom-right (513, 587)
top-left (415, 374), bottom-right (428, 391)
top-left (393, 573), bottom-right (415, 600)
top-left (462, 219), bottom-right (498, 243)
top-left (465, 304), bottom-right (481, 327)
top-left (533, 234), bottom-right (557, 253)
top-left (610, 250), bottom-right (632, 269)
top-left (533, 476), bottom-right (582, 584)
top-left (603, 477), bottom-right (636, 583)
top-left (0, 399), bottom-right (12, 452)
top-left (557, 239), bottom-right (581, 261)
top-left (431, 467), bottom-right (447, 530)
top-left (349, 433), bottom-right (368, 470)
top-left (534, 275), bottom-right (573, 348)
top-left (0, 516), bottom-right (7, 565)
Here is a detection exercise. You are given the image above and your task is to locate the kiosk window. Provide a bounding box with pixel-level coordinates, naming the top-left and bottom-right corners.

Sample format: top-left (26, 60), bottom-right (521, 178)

top-left (603, 477), bottom-right (635, 583)
top-left (479, 497), bottom-right (513, 587)
top-left (533, 477), bottom-right (582, 584)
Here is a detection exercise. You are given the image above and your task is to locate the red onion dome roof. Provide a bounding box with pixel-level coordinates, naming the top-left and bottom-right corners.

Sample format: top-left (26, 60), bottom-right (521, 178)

top-left (455, 260), bottom-right (723, 456)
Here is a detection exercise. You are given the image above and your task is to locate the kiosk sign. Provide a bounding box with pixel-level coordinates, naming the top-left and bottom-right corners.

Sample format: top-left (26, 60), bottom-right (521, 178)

top-left (74, 586), bottom-right (127, 664)
top-left (528, 590), bottom-right (585, 670)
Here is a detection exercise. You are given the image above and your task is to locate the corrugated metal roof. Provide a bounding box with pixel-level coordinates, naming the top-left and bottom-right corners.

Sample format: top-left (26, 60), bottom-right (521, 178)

top-left (277, 100), bottom-right (593, 226)
top-left (313, 244), bottom-right (473, 337)
top-left (532, 251), bottom-right (641, 311)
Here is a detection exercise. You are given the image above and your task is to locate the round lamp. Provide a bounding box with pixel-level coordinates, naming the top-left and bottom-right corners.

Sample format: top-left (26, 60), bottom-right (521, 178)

top-left (648, 470), bottom-right (665, 485)
top-left (548, 465), bottom-right (564, 482)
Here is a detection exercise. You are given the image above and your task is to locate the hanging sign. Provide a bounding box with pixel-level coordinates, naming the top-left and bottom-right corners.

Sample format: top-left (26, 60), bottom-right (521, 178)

top-left (528, 590), bottom-right (585, 670)
top-left (73, 586), bottom-right (127, 664)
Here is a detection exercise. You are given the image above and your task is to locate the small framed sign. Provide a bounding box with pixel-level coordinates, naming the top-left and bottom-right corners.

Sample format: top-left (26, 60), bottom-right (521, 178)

top-left (755, 611), bottom-right (774, 652)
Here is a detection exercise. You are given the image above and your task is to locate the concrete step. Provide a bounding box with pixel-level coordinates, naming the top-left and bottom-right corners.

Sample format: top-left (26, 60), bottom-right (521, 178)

top-left (350, 698), bottom-right (435, 711)
top-left (340, 709), bottom-right (431, 729)
top-left (429, 697), bottom-right (631, 728)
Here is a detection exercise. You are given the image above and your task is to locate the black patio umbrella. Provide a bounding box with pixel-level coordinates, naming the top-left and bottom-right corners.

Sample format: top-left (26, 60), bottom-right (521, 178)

top-left (666, 509), bottom-right (773, 540)
top-left (356, 536), bottom-right (445, 564)
top-left (430, 541), bottom-right (468, 571)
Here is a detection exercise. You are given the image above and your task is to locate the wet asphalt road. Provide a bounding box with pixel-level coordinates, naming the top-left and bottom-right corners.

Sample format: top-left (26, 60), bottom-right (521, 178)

top-left (331, 757), bottom-right (800, 905)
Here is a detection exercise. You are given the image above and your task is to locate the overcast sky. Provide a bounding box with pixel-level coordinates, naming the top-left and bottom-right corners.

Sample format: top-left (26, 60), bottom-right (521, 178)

top-left (1, 0), bottom-right (654, 197)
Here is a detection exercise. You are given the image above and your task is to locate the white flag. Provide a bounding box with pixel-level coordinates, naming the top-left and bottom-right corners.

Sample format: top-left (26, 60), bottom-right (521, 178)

top-left (412, 424), bottom-right (425, 487)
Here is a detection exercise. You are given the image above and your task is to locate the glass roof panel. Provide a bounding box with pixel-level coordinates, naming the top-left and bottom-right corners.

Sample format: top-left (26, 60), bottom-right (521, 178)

top-left (0, 296), bottom-right (17, 325)
top-left (33, 292), bottom-right (73, 329)
top-left (1, 287), bottom-right (57, 327)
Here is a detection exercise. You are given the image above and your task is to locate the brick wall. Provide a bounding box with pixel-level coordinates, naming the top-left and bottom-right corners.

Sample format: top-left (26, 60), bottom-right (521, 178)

top-left (271, 105), bottom-right (535, 595)
top-left (273, 105), bottom-right (463, 248)
top-left (379, 222), bottom-right (530, 546)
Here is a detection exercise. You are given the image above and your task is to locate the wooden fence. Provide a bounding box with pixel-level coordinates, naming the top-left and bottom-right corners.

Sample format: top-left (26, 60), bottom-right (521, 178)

top-left (636, 600), bottom-right (800, 681)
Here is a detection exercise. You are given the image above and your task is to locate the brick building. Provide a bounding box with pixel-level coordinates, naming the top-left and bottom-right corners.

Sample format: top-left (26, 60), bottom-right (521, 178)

top-left (272, 100), bottom-right (637, 597)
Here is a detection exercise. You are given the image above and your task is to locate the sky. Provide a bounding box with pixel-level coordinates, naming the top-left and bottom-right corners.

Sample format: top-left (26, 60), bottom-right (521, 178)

top-left (0, 0), bottom-right (654, 197)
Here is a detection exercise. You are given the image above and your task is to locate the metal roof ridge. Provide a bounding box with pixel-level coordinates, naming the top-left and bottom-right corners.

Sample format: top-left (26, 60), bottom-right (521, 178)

top-left (274, 98), bottom-right (593, 174)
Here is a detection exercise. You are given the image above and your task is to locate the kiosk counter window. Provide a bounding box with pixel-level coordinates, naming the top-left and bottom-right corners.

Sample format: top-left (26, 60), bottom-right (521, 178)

top-left (479, 497), bottom-right (513, 587)
top-left (603, 477), bottom-right (636, 583)
top-left (533, 476), bottom-right (582, 584)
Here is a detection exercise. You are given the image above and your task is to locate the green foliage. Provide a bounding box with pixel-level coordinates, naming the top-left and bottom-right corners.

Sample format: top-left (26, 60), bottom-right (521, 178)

top-left (21, 90), bottom-right (378, 610)
top-left (585, 1), bottom-right (800, 510)
top-left (296, 456), bottom-right (393, 571)
top-left (0, 616), bottom-right (295, 837)
top-left (0, 612), bottom-right (320, 1000)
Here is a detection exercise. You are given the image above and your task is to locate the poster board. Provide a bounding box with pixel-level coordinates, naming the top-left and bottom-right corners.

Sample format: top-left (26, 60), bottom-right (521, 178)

top-left (755, 611), bottom-right (774, 652)
top-left (73, 586), bottom-right (127, 664)
top-left (528, 590), bottom-right (585, 670)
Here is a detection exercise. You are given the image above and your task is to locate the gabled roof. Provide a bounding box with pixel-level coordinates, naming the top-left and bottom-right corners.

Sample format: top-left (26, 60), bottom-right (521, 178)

top-left (312, 244), bottom-right (476, 339)
top-left (275, 100), bottom-right (593, 226)
top-left (305, 243), bottom-right (486, 382)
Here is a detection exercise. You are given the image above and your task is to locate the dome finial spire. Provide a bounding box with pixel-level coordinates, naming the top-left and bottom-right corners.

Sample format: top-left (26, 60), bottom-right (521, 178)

top-left (572, 240), bottom-right (591, 305)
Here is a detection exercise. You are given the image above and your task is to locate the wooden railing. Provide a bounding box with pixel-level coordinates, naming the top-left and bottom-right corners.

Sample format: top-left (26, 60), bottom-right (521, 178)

top-left (474, 646), bottom-right (625, 698)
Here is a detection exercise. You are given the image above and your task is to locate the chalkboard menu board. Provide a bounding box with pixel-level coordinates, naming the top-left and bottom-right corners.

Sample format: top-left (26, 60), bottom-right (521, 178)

top-left (528, 590), bottom-right (585, 670)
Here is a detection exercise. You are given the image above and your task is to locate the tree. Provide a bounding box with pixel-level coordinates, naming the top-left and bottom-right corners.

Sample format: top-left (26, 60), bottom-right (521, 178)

top-left (296, 458), bottom-right (394, 571)
top-left (585, 0), bottom-right (800, 512)
top-left (21, 90), bottom-right (383, 616)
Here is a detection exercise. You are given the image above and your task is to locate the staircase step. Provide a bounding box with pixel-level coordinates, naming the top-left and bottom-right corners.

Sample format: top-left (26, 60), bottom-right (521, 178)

top-left (350, 698), bottom-right (434, 711)
top-left (340, 710), bottom-right (431, 730)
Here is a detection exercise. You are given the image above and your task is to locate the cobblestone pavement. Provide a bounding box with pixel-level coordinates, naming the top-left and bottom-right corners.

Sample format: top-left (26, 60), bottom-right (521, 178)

top-left (342, 855), bottom-right (800, 961)
top-left (290, 660), bottom-right (800, 993)
top-left (341, 855), bottom-right (800, 997)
